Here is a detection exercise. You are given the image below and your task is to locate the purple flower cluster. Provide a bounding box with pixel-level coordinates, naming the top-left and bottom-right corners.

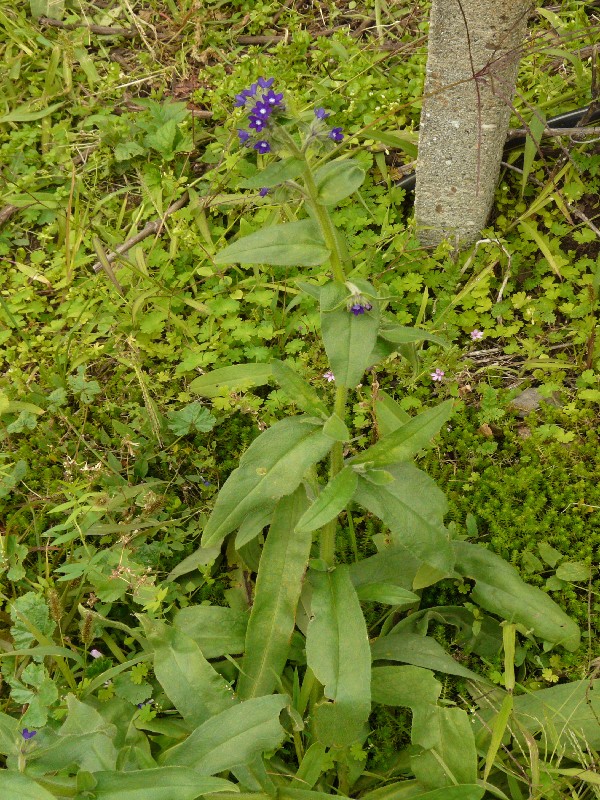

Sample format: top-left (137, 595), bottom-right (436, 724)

top-left (236, 77), bottom-right (284, 155)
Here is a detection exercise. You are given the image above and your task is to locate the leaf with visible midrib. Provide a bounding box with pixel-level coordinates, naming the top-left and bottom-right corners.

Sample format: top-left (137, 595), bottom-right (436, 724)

top-left (350, 400), bottom-right (453, 466)
top-left (214, 220), bottom-right (329, 266)
top-left (237, 489), bottom-right (312, 699)
top-left (353, 463), bottom-right (453, 576)
top-left (306, 566), bottom-right (371, 746)
top-left (202, 416), bottom-right (333, 549)
top-left (146, 621), bottom-right (236, 727)
top-left (160, 695), bottom-right (288, 774)
top-left (91, 768), bottom-right (235, 800)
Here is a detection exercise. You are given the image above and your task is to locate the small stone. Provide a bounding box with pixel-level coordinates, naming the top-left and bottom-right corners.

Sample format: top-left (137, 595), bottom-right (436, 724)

top-left (509, 388), bottom-right (562, 418)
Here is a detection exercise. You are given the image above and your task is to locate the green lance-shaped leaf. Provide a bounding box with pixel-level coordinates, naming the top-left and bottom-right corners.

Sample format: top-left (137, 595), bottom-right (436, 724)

top-left (353, 463), bottom-right (453, 577)
top-left (214, 220), bottom-right (329, 266)
top-left (350, 546), bottom-right (420, 587)
top-left (272, 360), bottom-right (330, 418)
top-left (237, 489), bottom-right (312, 699)
top-left (160, 695), bottom-right (288, 774)
top-left (361, 784), bottom-right (484, 800)
top-left (173, 606), bottom-right (248, 658)
top-left (91, 768), bottom-right (235, 800)
top-left (452, 540), bottom-right (581, 651)
top-left (374, 390), bottom-right (411, 437)
top-left (202, 416), bottom-right (334, 549)
top-left (0, 772), bottom-right (56, 800)
top-left (351, 399), bottom-right (454, 467)
top-left (190, 363), bottom-right (272, 398)
top-left (378, 322), bottom-right (449, 348)
top-left (144, 620), bottom-right (236, 727)
top-left (320, 280), bottom-right (380, 388)
top-left (411, 706), bottom-right (479, 789)
top-left (305, 566), bottom-right (371, 747)
top-left (371, 665), bottom-right (441, 707)
top-left (314, 159), bottom-right (366, 205)
top-left (356, 583), bottom-right (419, 606)
top-left (296, 467), bottom-right (357, 534)
top-left (371, 633), bottom-right (486, 682)
top-left (243, 156), bottom-right (305, 189)
top-left (370, 668), bottom-right (483, 798)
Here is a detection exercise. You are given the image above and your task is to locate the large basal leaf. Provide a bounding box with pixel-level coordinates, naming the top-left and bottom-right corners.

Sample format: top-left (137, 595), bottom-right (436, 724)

top-left (0, 772), bottom-right (55, 799)
top-left (243, 157), bottom-right (304, 189)
top-left (453, 541), bottom-right (580, 651)
top-left (371, 633), bottom-right (486, 682)
top-left (314, 159), bottom-right (366, 205)
top-left (320, 280), bottom-right (380, 388)
top-left (237, 489), bottom-right (312, 699)
top-left (296, 467), bottom-right (357, 533)
top-left (214, 220), bottom-right (329, 266)
top-left (350, 400), bottom-right (454, 467)
top-left (471, 679), bottom-right (600, 754)
top-left (356, 583), bottom-right (419, 607)
top-left (371, 665), bottom-right (441, 708)
top-left (144, 620), bottom-right (236, 727)
top-left (411, 706), bottom-right (478, 789)
top-left (172, 606), bottom-right (248, 658)
top-left (190, 363), bottom-right (272, 397)
top-left (361, 784), bottom-right (483, 800)
top-left (353, 463), bottom-right (453, 577)
top-left (391, 606), bottom-right (503, 660)
top-left (305, 566), bottom-right (371, 747)
top-left (27, 695), bottom-right (117, 774)
top-left (272, 360), bottom-right (330, 418)
top-left (349, 546), bottom-right (421, 593)
top-left (91, 768), bottom-right (235, 800)
top-left (160, 695), bottom-right (288, 774)
top-left (370, 667), bottom-right (481, 795)
top-left (202, 416), bottom-right (333, 549)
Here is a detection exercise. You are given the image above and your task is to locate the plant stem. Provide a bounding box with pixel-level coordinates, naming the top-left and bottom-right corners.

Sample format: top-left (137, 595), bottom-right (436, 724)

top-left (319, 385), bottom-right (348, 566)
top-left (301, 165), bottom-right (346, 284)
top-left (295, 160), bottom-right (351, 565)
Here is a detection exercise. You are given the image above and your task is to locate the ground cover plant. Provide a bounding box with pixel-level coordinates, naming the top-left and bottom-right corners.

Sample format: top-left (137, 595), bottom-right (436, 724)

top-left (0, 1), bottom-right (599, 799)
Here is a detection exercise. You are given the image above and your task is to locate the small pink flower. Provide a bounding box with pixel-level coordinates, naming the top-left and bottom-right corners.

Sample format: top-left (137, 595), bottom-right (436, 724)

top-left (323, 371), bottom-right (335, 382)
top-left (470, 329), bottom-right (484, 341)
top-left (431, 369), bottom-right (445, 382)
top-left (90, 649), bottom-right (103, 659)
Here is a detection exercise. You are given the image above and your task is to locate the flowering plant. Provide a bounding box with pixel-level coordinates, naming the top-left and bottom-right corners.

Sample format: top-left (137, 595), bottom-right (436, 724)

top-left (0, 78), bottom-right (581, 800)
top-left (180, 78), bottom-right (580, 791)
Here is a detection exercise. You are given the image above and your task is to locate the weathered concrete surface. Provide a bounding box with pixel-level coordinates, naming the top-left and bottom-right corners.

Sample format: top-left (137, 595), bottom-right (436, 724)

top-left (414, 0), bottom-right (531, 247)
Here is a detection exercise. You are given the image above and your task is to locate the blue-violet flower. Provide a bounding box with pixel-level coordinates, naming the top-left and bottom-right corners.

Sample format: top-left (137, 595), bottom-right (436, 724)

top-left (263, 89), bottom-right (284, 107)
top-left (258, 76), bottom-right (275, 89)
top-left (349, 302), bottom-right (372, 316)
top-left (315, 107), bottom-right (330, 119)
top-left (251, 100), bottom-right (271, 119)
top-left (254, 140), bottom-right (271, 154)
top-left (21, 729), bottom-right (37, 740)
top-left (238, 129), bottom-right (250, 144)
top-left (329, 127), bottom-right (344, 142)
top-left (259, 187), bottom-right (270, 197)
top-left (249, 116), bottom-right (267, 132)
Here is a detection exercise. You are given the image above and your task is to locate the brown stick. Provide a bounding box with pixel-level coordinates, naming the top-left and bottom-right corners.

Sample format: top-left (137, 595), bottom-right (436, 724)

top-left (0, 204), bottom-right (20, 227)
top-left (39, 16), bottom-right (137, 37)
top-left (91, 192), bottom-right (189, 273)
